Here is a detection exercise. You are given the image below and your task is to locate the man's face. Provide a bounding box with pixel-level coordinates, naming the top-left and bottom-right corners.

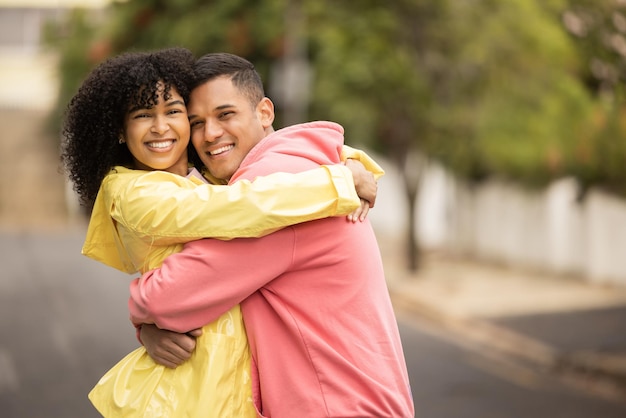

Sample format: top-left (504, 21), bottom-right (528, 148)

top-left (188, 76), bottom-right (273, 181)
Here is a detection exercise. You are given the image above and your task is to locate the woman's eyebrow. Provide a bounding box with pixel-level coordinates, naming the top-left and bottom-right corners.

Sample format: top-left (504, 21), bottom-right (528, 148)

top-left (166, 99), bottom-right (186, 107)
top-left (128, 99), bottom-right (185, 114)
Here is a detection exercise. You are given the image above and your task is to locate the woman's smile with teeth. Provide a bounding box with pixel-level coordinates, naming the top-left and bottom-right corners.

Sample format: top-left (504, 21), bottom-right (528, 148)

top-left (210, 144), bottom-right (234, 156)
top-left (147, 140), bottom-right (174, 149)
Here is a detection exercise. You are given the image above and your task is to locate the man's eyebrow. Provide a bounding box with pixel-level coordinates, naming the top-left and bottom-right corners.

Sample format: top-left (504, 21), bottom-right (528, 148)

top-left (188, 104), bottom-right (235, 120)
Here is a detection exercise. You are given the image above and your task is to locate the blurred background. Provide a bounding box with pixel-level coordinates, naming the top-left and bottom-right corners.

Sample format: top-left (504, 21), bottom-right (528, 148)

top-left (4, 0), bottom-right (626, 280)
top-left (2, 0), bottom-right (626, 417)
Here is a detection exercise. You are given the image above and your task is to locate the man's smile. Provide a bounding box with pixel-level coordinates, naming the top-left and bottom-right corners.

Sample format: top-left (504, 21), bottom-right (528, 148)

top-left (209, 144), bottom-right (234, 156)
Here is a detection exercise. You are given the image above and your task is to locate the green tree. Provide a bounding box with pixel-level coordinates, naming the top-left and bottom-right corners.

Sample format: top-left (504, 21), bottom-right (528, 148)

top-left (47, 0), bottom-right (625, 272)
top-left (43, 8), bottom-right (104, 133)
top-left (306, 0), bottom-right (446, 270)
top-left (560, 0), bottom-right (626, 197)
top-left (448, 0), bottom-right (594, 186)
top-left (305, 0), bottom-right (596, 270)
top-left (44, 0), bottom-right (292, 130)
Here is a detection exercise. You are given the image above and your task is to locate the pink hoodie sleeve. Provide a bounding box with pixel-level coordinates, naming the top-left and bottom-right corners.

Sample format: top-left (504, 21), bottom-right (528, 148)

top-left (128, 228), bottom-right (296, 332)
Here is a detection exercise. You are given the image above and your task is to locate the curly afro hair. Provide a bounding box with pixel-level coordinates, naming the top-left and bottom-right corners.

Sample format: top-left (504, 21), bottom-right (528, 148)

top-left (60, 47), bottom-right (196, 210)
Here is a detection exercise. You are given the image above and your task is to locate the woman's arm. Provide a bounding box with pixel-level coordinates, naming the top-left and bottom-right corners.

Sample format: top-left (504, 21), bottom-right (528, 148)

top-left (108, 143), bottom-right (384, 245)
top-left (107, 165), bottom-right (361, 244)
top-left (341, 145), bottom-right (385, 180)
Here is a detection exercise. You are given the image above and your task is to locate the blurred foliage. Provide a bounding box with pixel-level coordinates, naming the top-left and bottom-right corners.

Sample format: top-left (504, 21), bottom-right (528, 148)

top-left (559, 0), bottom-right (626, 197)
top-left (446, 0), bottom-right (594, 186)
top-left (44, 0), bottom-right (626, 197)
top-left (42, 8), bottom-right (106, 134)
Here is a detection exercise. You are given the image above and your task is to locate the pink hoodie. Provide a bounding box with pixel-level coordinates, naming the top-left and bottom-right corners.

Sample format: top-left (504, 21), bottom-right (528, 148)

top-left (130, 121), bottom-right (414, 418)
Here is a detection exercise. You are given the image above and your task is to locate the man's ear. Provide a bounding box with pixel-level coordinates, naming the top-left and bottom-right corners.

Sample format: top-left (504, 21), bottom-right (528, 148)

top-left (257, 97), bottom-right (275, 129)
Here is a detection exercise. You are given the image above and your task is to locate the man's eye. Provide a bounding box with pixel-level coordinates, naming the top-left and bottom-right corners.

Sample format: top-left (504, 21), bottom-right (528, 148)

top-left (190, 121), bottom-right (203, 129)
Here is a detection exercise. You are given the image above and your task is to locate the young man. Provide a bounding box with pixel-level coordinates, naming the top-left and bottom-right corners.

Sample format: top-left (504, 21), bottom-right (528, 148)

top-left (132, 53), bottom-right (414, 417)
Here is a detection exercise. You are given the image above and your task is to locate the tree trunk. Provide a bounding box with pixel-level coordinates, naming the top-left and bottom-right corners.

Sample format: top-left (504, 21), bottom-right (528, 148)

top-left (405, 184), bottom-right (419, 272)
top-left (398, 150), bottom-right (422, 272)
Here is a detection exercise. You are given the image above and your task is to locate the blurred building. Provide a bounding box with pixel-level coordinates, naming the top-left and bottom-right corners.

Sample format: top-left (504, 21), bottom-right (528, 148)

top-left (0, 0), bottom-right (108, 229)
top-left (0, 0), bottom-right (108, 110)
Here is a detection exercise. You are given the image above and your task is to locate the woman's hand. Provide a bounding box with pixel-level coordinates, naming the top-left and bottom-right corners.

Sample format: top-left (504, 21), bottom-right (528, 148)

top-left (347, 198), bottom-right (371, 223)
top-left (345, 159), bottom-right (377, 222)
top-left (140, 324), bottom-right (202, 368)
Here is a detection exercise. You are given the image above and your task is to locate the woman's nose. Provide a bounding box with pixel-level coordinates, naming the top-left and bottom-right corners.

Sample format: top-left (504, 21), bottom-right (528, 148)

top-left (150, 116), bottom-right (168, 135)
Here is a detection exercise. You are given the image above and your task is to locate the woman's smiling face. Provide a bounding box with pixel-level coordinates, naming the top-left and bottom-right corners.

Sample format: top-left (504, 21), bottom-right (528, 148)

top-left (123, 83), bottom-right (191, 176)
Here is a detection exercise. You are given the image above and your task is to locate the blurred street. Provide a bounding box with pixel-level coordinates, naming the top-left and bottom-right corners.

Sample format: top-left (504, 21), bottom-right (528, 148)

top-left (0, 229), bottom-right (134, 417)
top-left (386, 247), bottom-right (626, 417)
top-left (1, 230), bottom-right (626, 417)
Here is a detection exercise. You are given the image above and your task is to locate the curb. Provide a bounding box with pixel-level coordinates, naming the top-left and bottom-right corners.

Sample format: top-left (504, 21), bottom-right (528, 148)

top-left (389, 285), bottom-right (626, 404)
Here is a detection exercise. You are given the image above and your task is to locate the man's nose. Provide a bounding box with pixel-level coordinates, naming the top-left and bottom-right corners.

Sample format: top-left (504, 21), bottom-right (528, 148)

top-left (202, 120), bottom-right (223, 142)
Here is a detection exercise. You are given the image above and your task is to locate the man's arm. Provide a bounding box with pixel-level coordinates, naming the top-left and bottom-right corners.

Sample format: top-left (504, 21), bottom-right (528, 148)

top-left (129, 228), bottom-right (295, 333)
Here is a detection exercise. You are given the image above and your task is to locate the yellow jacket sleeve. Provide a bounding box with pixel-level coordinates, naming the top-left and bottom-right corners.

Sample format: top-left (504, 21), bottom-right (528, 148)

top-left (103, 165), bottom-right (359, 244)
top-left (341, 145), bottom-right (385, 180)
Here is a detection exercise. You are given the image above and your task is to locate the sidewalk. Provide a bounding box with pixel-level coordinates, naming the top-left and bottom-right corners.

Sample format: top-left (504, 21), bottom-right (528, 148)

top-left (385, 250), bottom-right (626, 404)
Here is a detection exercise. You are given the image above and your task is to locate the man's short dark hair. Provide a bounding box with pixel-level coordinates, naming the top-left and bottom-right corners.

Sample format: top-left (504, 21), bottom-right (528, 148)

top-left (194, 53), bottom-right (265, 107)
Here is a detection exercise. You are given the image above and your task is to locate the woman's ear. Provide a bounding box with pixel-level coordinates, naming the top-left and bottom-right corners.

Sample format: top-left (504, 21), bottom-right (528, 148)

top-left (257, 97), bottom-right (275, 129)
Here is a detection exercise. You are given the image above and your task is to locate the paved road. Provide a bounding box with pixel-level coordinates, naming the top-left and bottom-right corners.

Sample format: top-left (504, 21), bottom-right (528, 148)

top-left (398, 314), bottom-right (626, 417)
top-left (0, 230), bottom-right (135, 417)
top-left (1, 230), bottom-right (625, 417)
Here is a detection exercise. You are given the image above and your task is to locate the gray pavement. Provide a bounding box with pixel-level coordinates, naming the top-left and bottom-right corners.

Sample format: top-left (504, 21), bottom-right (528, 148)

top-left (385, 249), bottom-right (626, 404)
top-left (0, 229), bottom-right (137, 417)
top-left (1, 228), bottom-right (626, 416)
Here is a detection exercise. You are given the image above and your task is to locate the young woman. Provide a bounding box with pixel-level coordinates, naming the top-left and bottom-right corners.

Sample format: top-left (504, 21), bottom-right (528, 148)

top-left (61, 47), bottom-right (381, 417)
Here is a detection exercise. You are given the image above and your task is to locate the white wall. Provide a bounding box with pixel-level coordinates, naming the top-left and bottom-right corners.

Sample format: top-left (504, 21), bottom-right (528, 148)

top-left (369, 156), bottom-right (626, 286)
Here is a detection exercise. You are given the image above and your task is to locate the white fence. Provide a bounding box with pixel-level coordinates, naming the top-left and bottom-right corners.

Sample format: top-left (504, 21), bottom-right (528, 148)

top-left (369, 157), bottom-right (626, 286)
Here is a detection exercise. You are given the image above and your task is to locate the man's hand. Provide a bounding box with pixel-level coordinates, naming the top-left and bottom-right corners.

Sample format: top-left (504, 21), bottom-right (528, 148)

top-left (345, 159), bottom-right (377, 222)
top-left (140, 324), bottom-right (202, 369)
